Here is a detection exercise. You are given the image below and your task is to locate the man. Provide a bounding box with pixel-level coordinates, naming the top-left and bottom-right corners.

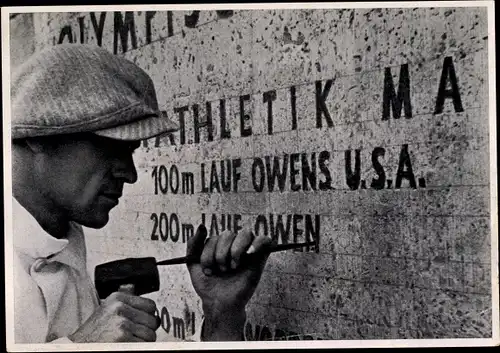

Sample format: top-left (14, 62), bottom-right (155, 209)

top-left (11, 44), bottom-right (271, 343)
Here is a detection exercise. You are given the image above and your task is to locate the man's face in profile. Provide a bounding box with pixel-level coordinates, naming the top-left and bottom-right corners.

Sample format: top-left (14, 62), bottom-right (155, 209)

top-left (34, 133), bottom-right (141, 228)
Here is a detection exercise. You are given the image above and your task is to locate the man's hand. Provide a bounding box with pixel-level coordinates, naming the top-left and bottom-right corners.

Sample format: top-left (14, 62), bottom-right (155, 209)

top-left (69, 285), bottom-right (160, 343)
top-left (186, 225), bottom-right (273, 341)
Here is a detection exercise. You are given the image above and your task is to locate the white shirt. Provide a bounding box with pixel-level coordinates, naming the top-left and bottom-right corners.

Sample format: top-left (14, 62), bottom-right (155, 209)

top-left (12, 197), bottom-right (203, 343)
top-left (13, 197), bottom-right (100, 343)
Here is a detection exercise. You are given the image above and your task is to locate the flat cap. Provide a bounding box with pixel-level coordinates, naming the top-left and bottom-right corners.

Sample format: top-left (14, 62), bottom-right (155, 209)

top-left (11, 43), bottom-right (178, 140)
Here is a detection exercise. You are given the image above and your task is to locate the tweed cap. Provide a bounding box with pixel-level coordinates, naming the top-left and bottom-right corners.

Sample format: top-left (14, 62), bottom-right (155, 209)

top-left (11, 43), bottom-right (178, 141)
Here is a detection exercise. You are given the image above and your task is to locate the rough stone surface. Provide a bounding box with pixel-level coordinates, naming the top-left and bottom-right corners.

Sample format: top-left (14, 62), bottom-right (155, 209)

top-left (9, 6), bottom-right (492, 341)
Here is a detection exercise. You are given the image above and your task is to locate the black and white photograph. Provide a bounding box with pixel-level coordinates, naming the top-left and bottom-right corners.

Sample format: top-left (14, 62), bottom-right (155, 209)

top-left (2, 2), bottom-right (498, 350)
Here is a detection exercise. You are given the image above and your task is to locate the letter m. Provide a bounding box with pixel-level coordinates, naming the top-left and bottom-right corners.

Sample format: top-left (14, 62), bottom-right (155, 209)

top-left (182, 172), bottom-right (194, 194)
top-left (182, 223), bottom-right (194, 243)
top-left (172, 317), bottom-right (185, 339)
top-left (113, 11), bottom-right (137, 54)
top-left (382, 63), bottom-right (412, 120)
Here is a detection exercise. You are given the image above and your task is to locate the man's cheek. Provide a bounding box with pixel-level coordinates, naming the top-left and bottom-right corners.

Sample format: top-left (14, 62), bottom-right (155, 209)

top-left (67, 192), bottom-right (104, 223)
top-left (72, 196), bottom-right (112, 228)
top-left (80, 175), bottom-right (106, 203)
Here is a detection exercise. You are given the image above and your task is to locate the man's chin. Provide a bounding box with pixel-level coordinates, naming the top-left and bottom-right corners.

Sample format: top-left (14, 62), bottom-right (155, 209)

top-left (78, 214), bottom-right (110, 229)
top-left (73, 202), bottom-right (118, 228)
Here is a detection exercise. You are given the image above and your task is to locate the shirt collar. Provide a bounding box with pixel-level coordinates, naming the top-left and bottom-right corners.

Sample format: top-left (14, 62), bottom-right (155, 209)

top-left (12, 197), bottom-right (86, 268)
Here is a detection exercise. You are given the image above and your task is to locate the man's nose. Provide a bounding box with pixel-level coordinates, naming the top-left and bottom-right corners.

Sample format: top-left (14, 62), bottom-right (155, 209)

top-left (112, 154), bottom-right (138, 184)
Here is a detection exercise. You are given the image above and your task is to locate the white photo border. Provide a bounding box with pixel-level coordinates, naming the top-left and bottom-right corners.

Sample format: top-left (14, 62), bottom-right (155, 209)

top-left (2, 1), bottom-right (498, 351)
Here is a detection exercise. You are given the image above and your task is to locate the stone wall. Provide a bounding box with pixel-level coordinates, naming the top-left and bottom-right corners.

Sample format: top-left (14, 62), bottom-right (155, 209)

top-left (9, 6), bottom-right (492, 340)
